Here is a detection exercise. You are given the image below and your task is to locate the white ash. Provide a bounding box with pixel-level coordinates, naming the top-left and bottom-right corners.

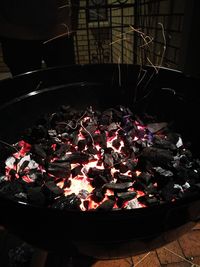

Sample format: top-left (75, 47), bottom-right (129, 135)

top-left (125, 198), bottom-right (143, 209)
top-left (176, 136), bottom-right (183, 148)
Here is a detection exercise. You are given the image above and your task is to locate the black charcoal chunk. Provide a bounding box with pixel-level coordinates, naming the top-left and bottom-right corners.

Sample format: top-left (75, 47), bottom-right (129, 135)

top-left (115, 173), bottom-right (133, 182)
top-left (112, 139), bottom-right (121, 150)
top-left (77, 140), bottom-right (86, 151)
top-left (140, 147), bottom-right (174, 167)
top-left (71, 165), bottom-right (83, 178)
top-left (154, 167), bottom-right (173, 177)
top-left (52, 194), bottom-right (81, 210)
top-left (91, 188), bottom-right (105, 202)
top-left (47, 162), bottom-right (71, 178)
top-left (137, 172), bottom-right (152, 184)
top-left (32, 144), bottom-right (47, 158)
top-left (96, 199), bottom-right (115, 211)
top-left (27, 187), bottom-right (46, 206)
top-left (54, 143), bottom-right (71, 157)
top-left (147, 122), bottom-right (167, 133)
top-left (160, 181), bottom-right (179, 201)
top-left (117, 191), bottom-right (137, 201)
top-left (103, 153), bottom-right (114, 167)
top-left (138, 195), bottom-right (159, 206)
top-left (44, 181), bottom-right (64, 196)
top-left (153, 135), bottom-right (177, 150)
top-left (103, 182), bottom-right (133, 191)
top-left (125, 158), bottom-right (137, 171)
top-left (57, 152), bottom-right (89, 164)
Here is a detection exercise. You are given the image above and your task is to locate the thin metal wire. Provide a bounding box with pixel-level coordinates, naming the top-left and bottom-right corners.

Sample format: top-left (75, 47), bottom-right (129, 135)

top-left (163, 246), bottom-right (200, 266)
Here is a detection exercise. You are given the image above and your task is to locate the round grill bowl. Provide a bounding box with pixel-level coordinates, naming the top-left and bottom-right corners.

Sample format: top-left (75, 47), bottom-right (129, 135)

top-left (0, 64), bottom-right (200, 259)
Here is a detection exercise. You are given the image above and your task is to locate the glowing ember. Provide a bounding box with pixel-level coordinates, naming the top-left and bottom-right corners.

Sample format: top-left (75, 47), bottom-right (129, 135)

top-left (0, 105), bottom-right (200, 211)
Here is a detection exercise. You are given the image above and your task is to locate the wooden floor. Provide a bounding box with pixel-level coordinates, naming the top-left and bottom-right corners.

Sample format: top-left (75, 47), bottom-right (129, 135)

top-left (1, 223), bottom-right (200, 267)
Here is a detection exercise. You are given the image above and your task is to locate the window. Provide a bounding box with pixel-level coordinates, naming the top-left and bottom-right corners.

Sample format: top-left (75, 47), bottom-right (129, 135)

top-left (87, 0), bottom-right (108, 22)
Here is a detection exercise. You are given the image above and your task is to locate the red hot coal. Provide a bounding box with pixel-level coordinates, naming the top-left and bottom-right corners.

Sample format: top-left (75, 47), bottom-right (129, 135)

top-left (0, 105), bottom-right (200, 211)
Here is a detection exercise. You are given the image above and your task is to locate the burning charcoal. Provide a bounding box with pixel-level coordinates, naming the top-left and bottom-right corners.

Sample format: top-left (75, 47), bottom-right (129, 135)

top-left (70, 131), bottom-right (79, 146)
top-left (119, 163), bottom-right (129, 173)
top-left (57, 152), bottom-right (89, 164)
top-left (47, 162), bottom-right (71, 178)
top-left (107, 122), bottom-right (119, 132)
top-left (8, 169), bottom-right (18, 181)
top-left (138, 195), bottom-right (159, 206)
top-left (86, 145), bottom-right (99, 155)
top-left (91, 188), bottom-right (105, 202)
top-left (52, 194), bottom-right (81, 210)
top-left (96, 199), bottom-right (115, 211)
top-left (18, 160), bottom-right (29, 174)
top-left (124, 135), bottom-right (135, 147)
top-left (62, 179), bottom-right (71, 189)
top-left (27, 187), bottom-right (46, 206)
top-left (124, 198), bottom-right (143, 209)
top-left (71, 165), bottom-right (83, 177)
top-left (91, 174), bottom-right (108, 188)
top-left (93, 133), bottom-right (101, 144)
top-left (54, 143), bottom-right (71, 157)
top-left (28, 171), bottom-right (43, 185)
top-left (103, 182), bottom-right (133, 191)
top-left (139, 147), bottom-right (174, 168)
top-left (137, 172), bottom-right (152, 184)
top-left (103, 153), bottom-right (114, 168)
top-left (78, 189), bottom-right (89, 199)
top-left (132, 180), bottom-right (146, 191)
top-left (87, 167), bottom-right (108, 179)
top-left (32, 144), bottom-right (47, 159)
top-left (135, 139), bottom-right (148, 149)
top-left (111, 151), bottom-right (121, 163)
top-left (112, 139), bottom-right (121, 150)
top-left (2, 104), bottom-right (200, 212)
top-left (115, 173), bottom-right (133, 182)
top-left (77, 140), bottom-right (86, 151)
top-left (44, 181), bottom-right (64, 196)
top-left (85, 123), bottom-right (98, 135)
top-left (147, 122), bottom-right (168, 133)
top-left (125, 158), bottom-right (137, 171)
top-left (121, 146), bottom-right (131, 156)
top-left (117, 191), bottom-right (137, 201)
top-left (99, 131), bottom-right (107, 148)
